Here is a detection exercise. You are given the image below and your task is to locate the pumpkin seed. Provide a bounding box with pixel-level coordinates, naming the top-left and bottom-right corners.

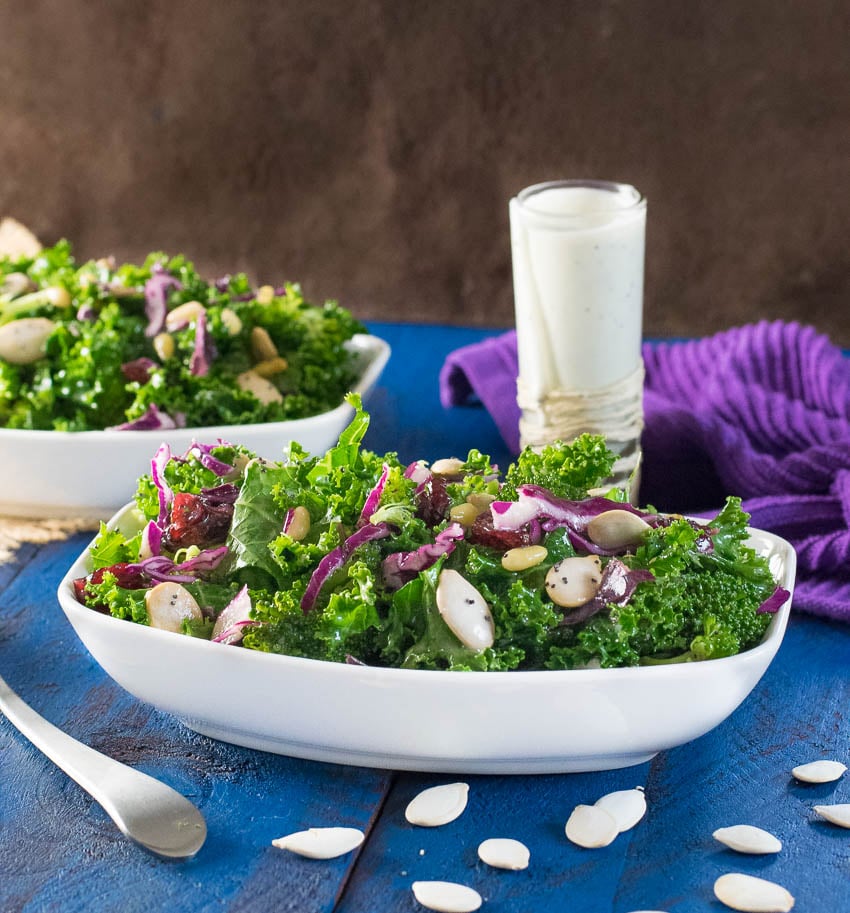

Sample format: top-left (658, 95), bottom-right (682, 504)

top-left (466, 492), bottom-right (495, 511)
top-left (411, 880), bottom-right (482, 913)
top-left (791, 759), bottom-right (846, 783)
top-left (477, 837), bottom-right (530, 870)
top-left (501, 545), bottom-right (548, 573)
top-left (284, 506), bottom-right (311, 542)
top-left (165, 300), bottom-right (205, 330)
top-left (251, 325), bottom-right (279, 361)
top-left (405, 782), bottom-right (469, 827)
top-left (449, 503), bottom-right (482, 527)
top-left (271, 826), bottom-right (364, 859)
top-left (813, 803), bottom-right (850, 828)
top-left (153, 332), bottom-right (175, 361)
top-left (712, 825), bottom-right (782, 854)
top-left (220, 307), bottom-right (242, 335)
top-left (236, 369), bottom-right (284, 405)
top-left (586, 509), bottom-right (651, 549)
top-left (254, 356), bottom-right (289, 377)
top-left (565, 804), bottom-right (618, 848)
top-left (431, 457), bottom-right (466, 477)
top-left (713, 872), bottom-right (794, 912)
top-left (595, 787), bottom-right (646, 832)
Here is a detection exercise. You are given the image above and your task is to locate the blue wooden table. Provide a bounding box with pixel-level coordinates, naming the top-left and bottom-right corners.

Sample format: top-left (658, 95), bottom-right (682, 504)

top-left (1, 322), bottom-right (849, 913)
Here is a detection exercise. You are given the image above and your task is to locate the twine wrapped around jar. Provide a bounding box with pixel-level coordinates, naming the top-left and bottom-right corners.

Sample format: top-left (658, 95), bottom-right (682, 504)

top-left (516, 360), bottom-right (644, 482)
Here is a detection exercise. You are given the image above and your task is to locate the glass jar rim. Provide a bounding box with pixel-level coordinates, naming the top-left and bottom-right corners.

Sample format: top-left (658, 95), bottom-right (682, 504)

top-left (516, 179), bottom-right (645, 217)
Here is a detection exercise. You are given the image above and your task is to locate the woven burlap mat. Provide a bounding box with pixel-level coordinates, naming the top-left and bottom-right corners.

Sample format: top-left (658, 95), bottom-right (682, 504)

top-left (0, 516), bottom-right (98, 550)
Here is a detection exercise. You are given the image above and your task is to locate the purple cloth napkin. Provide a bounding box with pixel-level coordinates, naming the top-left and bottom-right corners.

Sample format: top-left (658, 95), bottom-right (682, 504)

top-left (439, 320), bottom-right (850, 622)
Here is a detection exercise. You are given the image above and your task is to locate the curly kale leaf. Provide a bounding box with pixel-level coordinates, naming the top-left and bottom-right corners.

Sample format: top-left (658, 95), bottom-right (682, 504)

top-left (501, 433), bottom-right (617, 500)
top-left (89, 523), bottom-right (142, 570)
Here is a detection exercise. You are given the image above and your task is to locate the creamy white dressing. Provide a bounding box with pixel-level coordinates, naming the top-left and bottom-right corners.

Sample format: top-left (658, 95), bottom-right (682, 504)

top-left (509, 181), bottom-right (646, 398)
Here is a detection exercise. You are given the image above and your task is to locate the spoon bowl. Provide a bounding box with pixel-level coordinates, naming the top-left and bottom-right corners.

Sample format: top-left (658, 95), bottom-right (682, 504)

top-left (0, 672), bottom-right (206, 859)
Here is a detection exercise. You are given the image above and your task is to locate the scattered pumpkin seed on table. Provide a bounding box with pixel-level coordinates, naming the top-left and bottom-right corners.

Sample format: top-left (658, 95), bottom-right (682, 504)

top-left (712, 825), bottom-right (782, 855)
top-left (565, 804), bottom-right (619, 848)
top-left (271, 826), bottom-right (364, 859)
top-left (477, 837), bottom-right (530, 870)
top-left (411, 880), bottom-right (483, 913)
top-left (813, 803), bottom-right (850, 828)
top-left (594, 787), bottom-right (647, 832)
top-left (405, 782), bottom-right (469, 827)
top-left (713, 872), bottom-right (795, 912)
top-left (791, 759), bottom-right (846, 783)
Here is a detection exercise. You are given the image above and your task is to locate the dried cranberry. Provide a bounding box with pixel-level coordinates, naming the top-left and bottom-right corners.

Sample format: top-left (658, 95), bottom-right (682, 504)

top-left (163, 491), bottom-right (233, 550)
top-left (73, 562), bottom-right (148, 608)
top-left (415, 476), bottom-right (451, 527)
top-left (468, 511), bottom-right (533, 551)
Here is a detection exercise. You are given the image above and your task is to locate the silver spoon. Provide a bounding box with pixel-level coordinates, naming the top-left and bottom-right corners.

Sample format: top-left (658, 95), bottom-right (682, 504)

top-left (0, 672), bottom-right (206, 859)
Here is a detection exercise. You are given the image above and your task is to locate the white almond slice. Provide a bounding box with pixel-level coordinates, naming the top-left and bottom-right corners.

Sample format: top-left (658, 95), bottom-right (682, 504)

top-left (405, 782), bottom-right (469, 827)
top-left (565, 804), bottom-right (618, 848)
top-left (412, 880), bottom-right (482, 913)
top-left (271, 826), bottom-right (364, 859)
top-left (595, 787), bottom-right (647, 832)
top-left (435, 570), bottom-right (494, 651)
top-left (477, 837), bottom-right (530, 870)
top-left (813, 803), bottom-right (850, 828)
top-left (712, 825), bottom-right (782, 854)
top-left (791, 759), bottom-right (847, 783)
top-left (713, 872), bottom-right (795, 912)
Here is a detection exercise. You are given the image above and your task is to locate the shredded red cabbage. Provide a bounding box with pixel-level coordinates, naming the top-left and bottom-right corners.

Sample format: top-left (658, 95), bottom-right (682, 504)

top-left (212, 619), bottom-right (258, 646)
top-left (144, 271), bottom-right (182, 337)
top-left (404, 461), bottom-right (430, 485)
top-left (141, 521), bottom-right (163, 558)
top-left (382, 522), bottom-right (465, 591)
top-left (758, 586), bottom-right (790, 614)
top-left (359, 463), bottom-right (390, 526)
top-left (107, 403), bottom-right (179, 432)
top-left (301, 522), bottom-right (392, 613)
top-left (151, 443), bottom-right (173, 525)
top-left (183, 442), bottom-right (235, 477)
top-left (125, 545), bottom-right (229, 584)
top-left (189, 310), bottom-right (216, 376)
top-left (199, 483), bottom-right (239, 505)
top-left (212, 585), bottom-right (257, 645)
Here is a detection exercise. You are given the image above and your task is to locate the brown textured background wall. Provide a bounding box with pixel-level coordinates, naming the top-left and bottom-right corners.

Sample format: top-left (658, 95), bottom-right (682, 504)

top-left (0, 0), bottom-right (847, 341)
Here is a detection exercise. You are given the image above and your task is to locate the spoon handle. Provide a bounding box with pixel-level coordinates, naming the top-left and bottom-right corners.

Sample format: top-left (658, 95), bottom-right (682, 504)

top-left (0, 673), bottom-right (206, 858)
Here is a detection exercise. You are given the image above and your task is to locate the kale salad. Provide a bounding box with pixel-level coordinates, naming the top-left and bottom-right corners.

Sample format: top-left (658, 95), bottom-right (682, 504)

top-left (0, 241), bottom-right (365, 431)
top-left (72, 396), bottom-right (790, 671)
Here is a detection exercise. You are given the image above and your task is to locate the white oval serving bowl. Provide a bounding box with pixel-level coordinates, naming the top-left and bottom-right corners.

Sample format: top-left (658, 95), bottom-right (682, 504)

top-left (0, 334), bottom-right (389, 521)
top-left (57, 510), bottom-right (796, 774)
